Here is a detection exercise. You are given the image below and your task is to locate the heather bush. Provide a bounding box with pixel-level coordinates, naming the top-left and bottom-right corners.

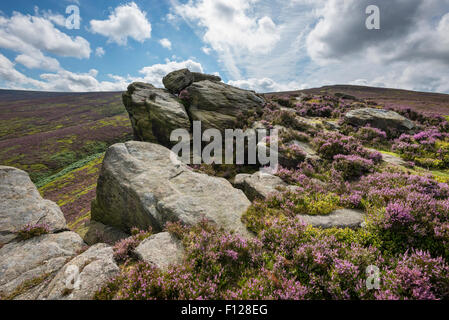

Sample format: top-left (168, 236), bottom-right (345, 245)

top-left (279, 128), bottom-right (310, 144)
top-left (392, 129), bottom-right (449, 169)
top-left (265, 110), bottom-right (306, 131)
top-left (352, 126), bottom-right (388, 147)
top-left (16, 223), bottom-right (50, 241)
top-left (376, 250), bottom-right (449, 300)
top-left (333, 154), bottom-right (375, 180)
top-left (313, 132), bottom-right (382, 163)
top-left (278, 143), bottom-right (307, 168)
top-left (113, 228), bottom-right (152, 263)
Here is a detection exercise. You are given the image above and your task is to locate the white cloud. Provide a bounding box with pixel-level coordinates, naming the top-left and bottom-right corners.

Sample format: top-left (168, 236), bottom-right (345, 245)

top-left (0, 12), bottom-right (90, 59)
top-left (95, 47), bottom-right (105, 57)
top-left (15, 50), bottom-right (60, 71)
top-left (0, 53), bottom-right (46, 89)
top-left (159, 38), bottom-right (172, 50)
top-left (138, 59), bottom-right (204, 87)
top-left (228, 78), bottom-right (302, 93)
top-left (172, 0), bottom-right (281, 79)
top-left (89, 2), bottom-right (152, 45)
top-left (0, 55), bottom-right (207, 92)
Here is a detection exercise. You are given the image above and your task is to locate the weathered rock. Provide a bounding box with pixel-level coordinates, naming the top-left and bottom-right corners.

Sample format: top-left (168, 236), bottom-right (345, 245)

top-left (298, 209), bottom-right (365, 230)
top-left (34, 244), bottom-right (119, 300)
top-left (162, 69), bottom-right (222, 94)
top-left (135, 232), bottom-right (184, 270)
top-left (344, 108), bottom-right (415, 134)
top-left (381, 153), bottom-right (408, 166)
top-left (323, 120), bottom-right (341, 131)
top-left (0, 166), bottom-right (67, 245)
top-left (186, 80), bottom-right (265, 132)
top-left (0, 232), bottom-right (85, 299)
top-left (92, 141), bottom-right (251, 237)
top-left (234, 171), bottom-right (286, 201)
top-left (81, 220), bottom-right (128, 246)
top-left (192, 72), bottom-right (221, 83)
top-left (288, 140), bottom-right (320, 161)
top-left (122, 82), bottom-right (191, 147)
top-left (366, 148), bottom-right (408, 167)
top-left (162, 69), bottom-right (194, 94)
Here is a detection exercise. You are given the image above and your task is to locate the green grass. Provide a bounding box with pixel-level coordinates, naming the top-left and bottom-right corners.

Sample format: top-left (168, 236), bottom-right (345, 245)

top-left (35, 152), bottom-right (104, 189)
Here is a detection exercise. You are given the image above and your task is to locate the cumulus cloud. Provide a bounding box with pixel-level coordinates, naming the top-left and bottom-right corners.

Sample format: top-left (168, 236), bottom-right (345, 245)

top-left (89, 2), bottom-right (152, 45)
top-left (228, 78), bottom-right (302, 93)
top-left (0, 12), bottom-right (90, 60)
top-left (0, 53), bottom-right (45, 89)
top-left (172, 0), bottom-right (281, 79)
top-left (15, 50), bottom-right (60, 71)
top-left (159, 38), bottom-right (172, 50)
top-left (306, 0), bottom-right (449, 65)
top-left (138, 59), bottom-right (204, 87)
top-left (0, 55), bottom-right (207, 92)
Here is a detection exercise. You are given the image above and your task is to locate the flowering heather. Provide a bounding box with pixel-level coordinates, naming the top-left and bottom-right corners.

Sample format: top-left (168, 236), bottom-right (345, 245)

top-left (393, 129), bottom-right (449, 169)
top-left (278, 143), bottom-right (307, 168)
top-left (313, 132), bottom-right (382, 163)
top-left (376, 250), bottom-right (449, 300)
top-left (96, 218), bottom-right (449, 300)
top-left (333, 154), bottom-right (375, 180)
top-left (16, 223), bottom-right (51, 241)
top-left (113, 228), bottom-right (152, 263)
top-left (352, 126), bottom-right (388, 147)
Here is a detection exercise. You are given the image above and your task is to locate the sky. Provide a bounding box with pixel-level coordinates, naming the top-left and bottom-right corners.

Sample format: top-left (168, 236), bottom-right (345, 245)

top-left (0, 0), bottom-right (449, 93)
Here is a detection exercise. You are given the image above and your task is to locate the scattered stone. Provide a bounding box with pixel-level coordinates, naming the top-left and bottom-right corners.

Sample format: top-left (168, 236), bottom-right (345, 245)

top-left (81, 220), bottom-right (128, 246)
top-left (380, 153), bottom-right (408, 166)
top-left (0, 232), bottom-right (85, 299)
top-left (344, 108), bottom-right (415, 133)
top-left (288, 140), bottom-right (320, 161)
top-left (92, 141), bottom-right (252, 237)
top-left (135, 232), bottom-right (184, 270)
top-left (323, 120), bottom-right (341, 131)
top-left (0, 166), bottom-right (67, 245)
top-left (298, 209), bottom-right (365, 229)
top-left (234, 171), bottom-right (287, 201)
top-left (122, 82), bottom-right (191, 147)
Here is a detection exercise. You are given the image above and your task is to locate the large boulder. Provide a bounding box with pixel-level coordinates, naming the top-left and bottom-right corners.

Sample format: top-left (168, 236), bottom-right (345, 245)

top-left (162, 69), bottom-right (194, 94)
top-left (134, 232), bottom-right (184, 270)
top-left (34, 244), bottom-right (119, 300)
top-left (344, 108), bottom-right (415, 134)
top-left (91, 141), bottom-right (252, 237)
top-left (162, 69), bottom-right (222, 94)
top-left (0, 232), bottom-right (85, 299)
top-left (0, 166), bottom-right (67, 245)
top-left (185, 80), bottom-right (265, 132)
top-left (122, 82), bottom-right (191, 147)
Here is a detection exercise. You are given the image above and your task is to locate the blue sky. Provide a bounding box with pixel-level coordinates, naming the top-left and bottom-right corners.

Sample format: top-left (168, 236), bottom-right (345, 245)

top-left (1, 0), bottom-right (449, 93)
